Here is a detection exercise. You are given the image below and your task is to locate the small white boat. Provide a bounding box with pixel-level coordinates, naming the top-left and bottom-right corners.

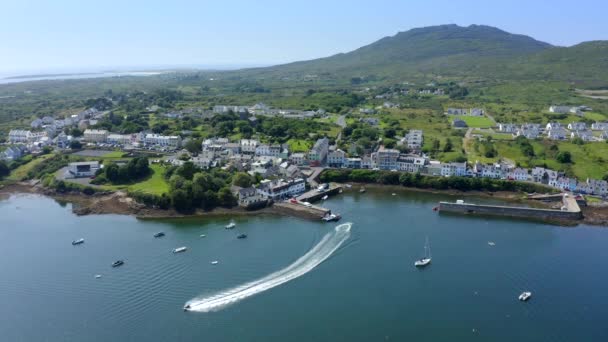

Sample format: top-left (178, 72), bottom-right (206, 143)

top-left (95, 274), bottom-right (102, 279)
top-left (322, 195), bottom-right (329, 200)
top-left (225, 221), bottom-right (236, 229)
top-left (359, 187), bottom-right (366, 193)
top-left (200, 234), bottom-right (207, 238)
top-left (415, 237), bottom-right (432, 267)
top-left (345, 184), bottom-right (352, 188)
top-left (173, 246), bottom-right (188, 253)
top-left (392, 193), bottom-right (396, 196)
top-left (519, 291), bottom-right (532, 301)
top-left (488, 241), bottom-right (496, 246)
top-left (210, 260), bottom-right (219, 265)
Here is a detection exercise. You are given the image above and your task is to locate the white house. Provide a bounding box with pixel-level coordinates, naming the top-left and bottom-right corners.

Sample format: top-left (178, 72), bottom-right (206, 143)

top-left (397, 154), bottom-right (427, 173)
top-left (8, 130), bottom-right (32, 143)
top-left (373, 146), bottom-right (400, 170)
top-left (307, 138), bottom-right (329, 164)
top-left (403, 130), bottom-right (423, 149)
top-left (328, 149), bottom-right (346, 167)
top-left (144, 134), bottom-right (181, 148)
top-left (508, 168), bottom-right (530, 181)
top-left (289, 153), bottom-right (306, 166)
top-left (240, 139), bottom-right (259, 154)
top-left (570, 130), bottom-right (593, 141)
top-left (567, 122), bottom-right (587, 131)
top-left (256, 178), bottom-right (306, 200)
top-left (83, 129), bottom-right (108, 143)
top-left (591, 122), bottom-right (608, 131)
top-left (498, 123), bottom-right (518, 133)
top-left (440, 162), bottom-right (467, 177)
top-left (545, 122), bottom-right (562, 131)
top-left (547, 128), bottom-right (566, 140)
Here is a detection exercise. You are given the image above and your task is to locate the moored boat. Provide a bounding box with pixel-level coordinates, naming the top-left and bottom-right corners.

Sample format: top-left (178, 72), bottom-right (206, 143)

top-left (519, 291), bottom-right (532, 301)
top-left (173, 246), bottom-right (188, 253)
top-left (154, 232), bottom-right (165, 238)
top-left (72, 238), bottom-right (85, 245)
top-left (322, 213), bottom-right (342, 222)
top-left (414, 237), bottom-right (432, 267)
top-left (225, 221), bottom-right (236, 229)
top-left (210, 260), bottom-right (219, 265)
top-left (111, 260), bottom-right (124, 268)
top-left (237, 234), bottom-right (247, 239)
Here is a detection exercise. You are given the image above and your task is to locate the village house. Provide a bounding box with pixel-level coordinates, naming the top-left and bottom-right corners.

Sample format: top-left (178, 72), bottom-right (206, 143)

top-left (545, 122), bottom-right (562, 131)
top-left (591, 122), bottom-right (608, 131)
top-left (240, 139), bottom-right (259, 154)
top-left (31, 118), bottom-right (43, 129)
top-left (531, 167), bottom-right (558, 184)
top-left (403, 130), bottom-right (423, 150)
top-left (396, 154), bottom-right (426, 173)
top-left (106, 134), bottom-right (134, 145)
top-left (360, 117), bottom-right (379, 126)
top-left (289, 152), bottom-right (306, 166)
top-left (373, 146), bottom-right (400, 170)
top-left (8, 130), bottom-right (32, 143)
top-left (547, 128), bottom-right (567, 140)
top-left (567, 122), bottom-right (587, 131)
top-left (307, 138), bottom-right (329, 165)
top-left (440, 162), bottom-right (467, 177)
top-left (508, 168), bottom-right (530, 181)
top-left (446, 108), bottom-right (468, 115)
top-left (570, 130), bottom-right (593, 141)
top-left (144, 134), bottom-right (181, 148)
top-left (1, 145), bottom-right (27, 161)
top-left (470, 108), bottom-right (485, 116)
top-left (361, 155), bottom-right (374, 169)
top-left (498, 123), bottom-right (518, 133)
top-left (549, 106), bottom-right (574, 114)
top-left (256, 178), bottom-right (306, 200)
top-left (327, 149), bottom-right (346, 168)
top-left (345, 157), bottom-right (362, 169)
top-left (586, 179), bottom-right (608, 196)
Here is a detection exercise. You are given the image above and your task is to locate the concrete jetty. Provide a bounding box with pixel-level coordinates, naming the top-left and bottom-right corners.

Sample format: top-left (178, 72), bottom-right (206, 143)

top-left (296, 184), bottom-right (342, 204)
top-left (273, 201), bottom-right (331, 220)
top-left (438, 194), bottom-right (582, 221)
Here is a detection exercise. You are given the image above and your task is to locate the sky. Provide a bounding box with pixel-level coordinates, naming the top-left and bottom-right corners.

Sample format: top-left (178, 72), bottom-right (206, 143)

top-left (1, 0), bottom-right (606, 74)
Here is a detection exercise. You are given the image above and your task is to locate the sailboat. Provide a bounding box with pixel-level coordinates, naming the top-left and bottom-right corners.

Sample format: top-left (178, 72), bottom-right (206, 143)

top-left (414, 237), bottom-right (432, 267)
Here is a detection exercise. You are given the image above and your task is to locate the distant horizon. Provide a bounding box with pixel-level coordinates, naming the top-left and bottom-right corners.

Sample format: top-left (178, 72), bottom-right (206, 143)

top-left (1, 0), bottom-right (607, 73)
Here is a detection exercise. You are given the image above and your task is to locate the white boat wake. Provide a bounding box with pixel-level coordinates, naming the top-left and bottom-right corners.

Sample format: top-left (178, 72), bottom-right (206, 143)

top-left (185, 222), bottom-right (352, 312)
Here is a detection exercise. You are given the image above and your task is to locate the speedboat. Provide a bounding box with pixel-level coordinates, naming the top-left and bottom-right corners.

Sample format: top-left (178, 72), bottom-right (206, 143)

top-left (322, 195), bottom-right (329, 200)
top-left (322, 213), bottom-right (342, 222)
top-left (237, 234), bottom-right (247, 239)
top-left (72, 238), bottom-right (85, 245)
top-left (184, 304), bottom-right (191, 312)
top-left (111, 260), bottom-right (124, 268)
top-left (392, 193), bottom-right (396, 196)
top-left (154, 232), bottom-right (165, 238)
top-left (488, 241), bottom-right (496, 246)
top-left (210, 260), bottom-right (219, 265)
top-left (225, 221), bottom-right (236, 229)
top-left (95, 274), bottom-right (102, 279)
top-left (519, 291), bottom-right (532, 301)
top-left (173, 246), bottom-right (188, 253)
top-left (200, 234), bottom-right (207, 238)
top-left (359, 187), bottom-right (366, 193)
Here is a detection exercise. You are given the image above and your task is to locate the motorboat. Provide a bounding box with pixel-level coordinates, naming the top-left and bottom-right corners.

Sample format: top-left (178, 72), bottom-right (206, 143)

top-left (519, 292), bottom-right (532, 301)
top-left (322, 195), bottom-right (329, 200)
top-left (488, 241), bottom-right (496, 246)
top-left (173, 246), bottom-right (188, 253)
top-left (210, 260), bottom-right (219, 265)
top-left (111, 260), bottom-right (124, 268)
top-left (200, 234), bottom-right (207, 238)
top-left (72, 238), bottom-right (85, 245)
top-left (322, 213), bottom-right (342, 222)
top-left (154, 232), bottom-right (165, 238)
top-left (392, 193), bottom-right (396, 196)
top-left (414, 237), bottom-right (432, 267)
top-left (225, 221), bottom-right (236, 229)
top-left (345, 184), bottom-right (352, 188)
top-left (95, 274), bottom-right (102, 279)
top-left (184, 304), bottom-right (191, 312)
top-left (237, 234), bottom-right (248, 239)
top-left (359, 187), bottom-right (366, 193)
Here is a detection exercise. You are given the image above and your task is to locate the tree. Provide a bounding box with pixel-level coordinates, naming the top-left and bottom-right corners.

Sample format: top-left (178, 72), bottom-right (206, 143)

top-left (69, 140), bottom-right (82, 149)
top-left (556, 151), bottom-right (572, 163)
top-left (41, 146), bottom-right (53, 155)
top-left (384, 128), bottom-right (396, 138)
top-left (176, 162), bottom-right (198, 180)
top-left (170, 189), bottom-right (192, 212)
top-left (218, 187), bottom-right (236, 207)
top-left (0, 161), bottom-right (9, 179)
top-left (232, 172), bottom-right (253, 188)
top-left (70, 128), bottom-right (83, 137)
top-left (443, 138), bottom-right (453, 152)
top-left (184, 139), bottom-right (202, 154)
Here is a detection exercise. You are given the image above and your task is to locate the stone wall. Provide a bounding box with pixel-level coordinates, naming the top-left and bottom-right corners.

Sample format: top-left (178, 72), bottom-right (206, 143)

top-left (438, 200), bottom-right (582, 221)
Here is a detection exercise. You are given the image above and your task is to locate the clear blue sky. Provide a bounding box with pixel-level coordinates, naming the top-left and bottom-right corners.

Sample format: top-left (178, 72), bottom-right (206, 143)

top-left (1, 0), bottom-right (606, 73)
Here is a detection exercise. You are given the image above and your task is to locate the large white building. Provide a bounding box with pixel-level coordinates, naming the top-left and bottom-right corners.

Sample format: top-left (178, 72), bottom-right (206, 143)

top-left (256, 178), bottom-right (306, 200)
top-left (373, 146), bottom-right (400, 170)
top-left (403, 130), bottom-right (423, 149)
top-left (328, 149), bottom-right (346, 167)
top-left (240, 139), bottom-right (259, 154)
top-left (307, 138), bottom-right (329, 164)
top-left (440, 162), bottom-right (467, 177)
top-left (8, 130), bottom-right (32, 143)
top-left (66, 161), bottom-right (100, 178)
top-left (144, 134), bottom-right (181, 148)
top-left (83, 129), bottom-right (109, 143)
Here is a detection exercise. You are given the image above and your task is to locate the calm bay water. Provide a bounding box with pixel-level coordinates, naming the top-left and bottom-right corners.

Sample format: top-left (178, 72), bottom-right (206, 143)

top-left (1, 191), bottom-right (608, 341)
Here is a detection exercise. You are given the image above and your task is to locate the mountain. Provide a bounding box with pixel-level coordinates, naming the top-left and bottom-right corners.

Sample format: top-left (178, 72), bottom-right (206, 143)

top-left (239, 25), bottom-right (608, 86)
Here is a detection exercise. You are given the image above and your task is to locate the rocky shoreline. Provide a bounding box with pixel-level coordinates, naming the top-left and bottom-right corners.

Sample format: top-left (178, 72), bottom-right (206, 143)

top-left (2, 181), bottom-right (607, 226)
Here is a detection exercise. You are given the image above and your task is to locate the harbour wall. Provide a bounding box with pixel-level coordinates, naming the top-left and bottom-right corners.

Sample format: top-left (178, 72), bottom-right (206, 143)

top-left (438, 198), bottom-right (583, 221)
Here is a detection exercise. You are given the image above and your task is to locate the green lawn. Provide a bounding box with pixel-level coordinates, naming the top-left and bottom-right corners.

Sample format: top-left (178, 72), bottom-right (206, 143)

top-left (453, 115), bottom-right (495, 128)
top-left (287, 139), bottom-right (312, 152)
top-left (127, 165), bottom-right (169, 195)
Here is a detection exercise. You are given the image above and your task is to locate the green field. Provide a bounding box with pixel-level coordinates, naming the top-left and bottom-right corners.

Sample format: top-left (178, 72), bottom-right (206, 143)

top-left (287, 139), bottom-right (312, 152)
top-left (125, 165), bottom-right (169, 195)
top-left (453, 115), bottom-right (495, 128)
top-left (7, 154), bottom-right (51, 181)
